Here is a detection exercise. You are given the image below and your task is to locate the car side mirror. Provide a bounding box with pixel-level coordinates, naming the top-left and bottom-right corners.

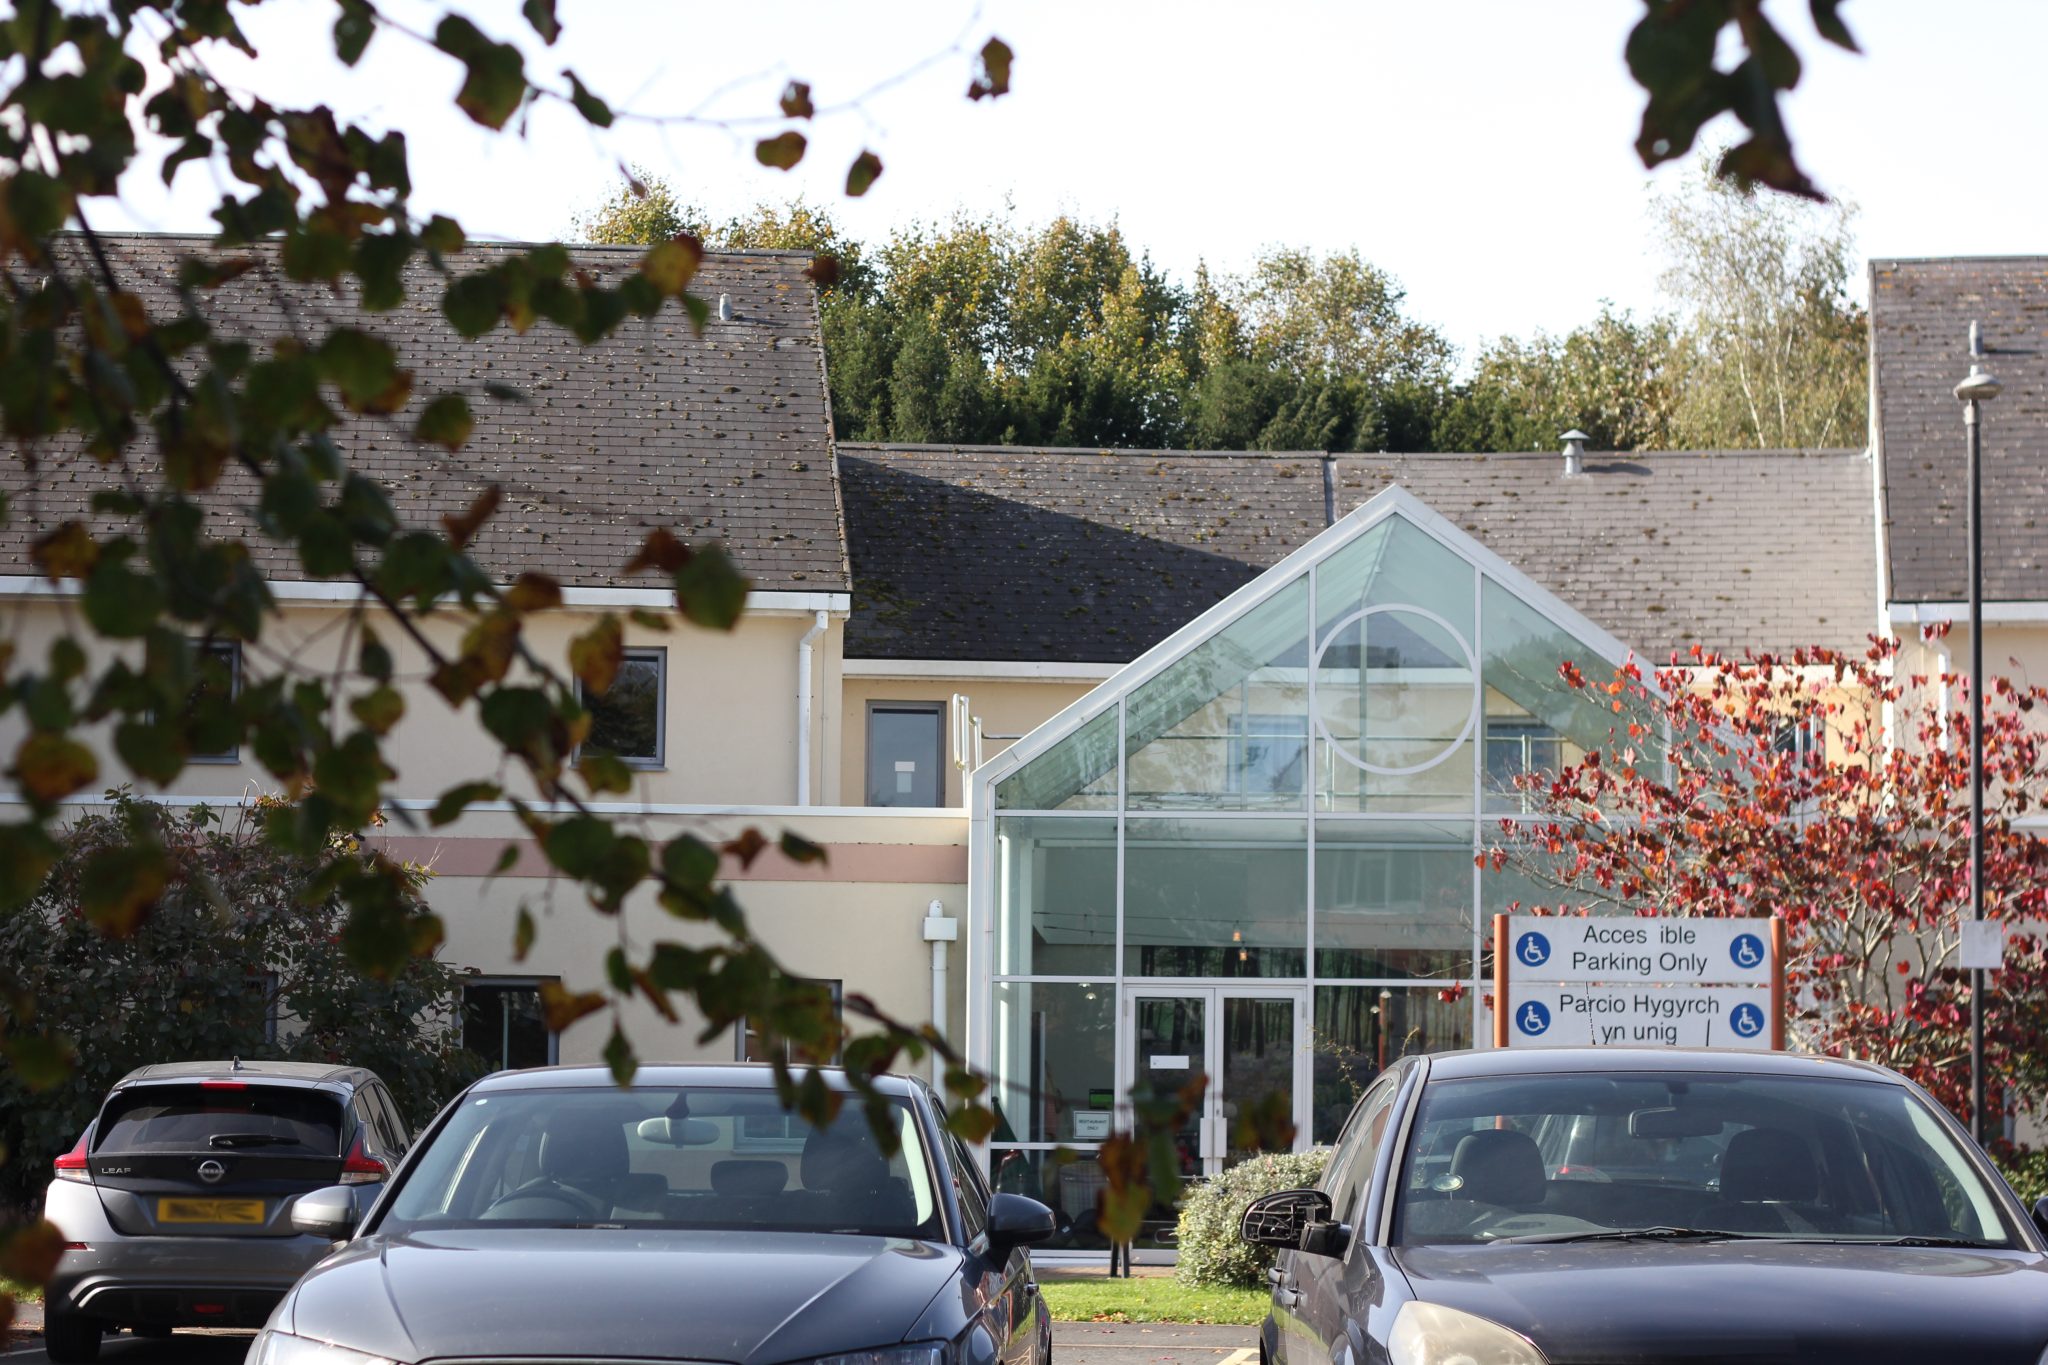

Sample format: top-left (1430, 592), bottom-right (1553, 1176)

top-left (292, 1184), bottom-right (360, 1241)
top-left (2032, 1196), bottom-right (2048, 1238)
top-left (985, 1193), bottom-right (1056, 1259)
top-left (1241, 1189), bottom-right (1334, 1251)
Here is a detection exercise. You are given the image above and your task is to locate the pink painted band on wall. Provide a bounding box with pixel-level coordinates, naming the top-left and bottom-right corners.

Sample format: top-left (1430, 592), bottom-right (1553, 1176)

top-left (370, 836), bottom-right (967, 884)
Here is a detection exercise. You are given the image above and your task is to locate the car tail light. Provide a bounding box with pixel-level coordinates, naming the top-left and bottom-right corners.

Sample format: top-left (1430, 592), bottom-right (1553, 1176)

top-left (53, 1133), bottom-right (91, 1183)
top-left (339, 1133), bottom-right (386, 1186)
top-left (199, 1080), bottom-right (248, 1091)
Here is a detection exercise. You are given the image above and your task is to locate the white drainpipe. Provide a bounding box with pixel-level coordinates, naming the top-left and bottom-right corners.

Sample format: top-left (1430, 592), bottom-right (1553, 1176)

top-left (795, 610), bottom-right (829, 805)
top-left (923, 899), bottom-right (959, 1087)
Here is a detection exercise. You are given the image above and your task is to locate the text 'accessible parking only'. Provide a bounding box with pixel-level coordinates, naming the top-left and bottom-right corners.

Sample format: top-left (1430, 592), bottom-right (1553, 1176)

top-left (1492, 913), bottom-right (1785, 1051)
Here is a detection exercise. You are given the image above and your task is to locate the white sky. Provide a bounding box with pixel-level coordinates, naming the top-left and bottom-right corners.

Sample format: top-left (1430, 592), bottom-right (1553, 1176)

top-left (101, 0), bottom-right (2048, 362)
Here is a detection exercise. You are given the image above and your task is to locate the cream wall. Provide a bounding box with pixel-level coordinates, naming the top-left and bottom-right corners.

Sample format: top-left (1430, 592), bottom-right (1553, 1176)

top-left (837, 674), bottom-right (1097, 808)
top-left (0, 594), bottom-right (846, 808)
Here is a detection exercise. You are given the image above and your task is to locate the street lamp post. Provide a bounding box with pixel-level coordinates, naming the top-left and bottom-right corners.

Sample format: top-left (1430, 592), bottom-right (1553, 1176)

top-left (1954, 321), bottom-right (2002, 1145)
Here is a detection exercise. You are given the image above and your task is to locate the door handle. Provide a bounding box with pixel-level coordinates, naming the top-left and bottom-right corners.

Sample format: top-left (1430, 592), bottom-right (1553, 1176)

top-left (1022, 1281), bottom-right (1038, 1300)
top-left (1267, 1267), bottom-right (1283, 1284)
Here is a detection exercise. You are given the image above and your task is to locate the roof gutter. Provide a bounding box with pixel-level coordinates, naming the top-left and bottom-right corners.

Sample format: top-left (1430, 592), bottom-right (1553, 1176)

top-left (0, 575), bottom-right (849, 617)
top-left (1887, 601), bottom-right (2048, 626)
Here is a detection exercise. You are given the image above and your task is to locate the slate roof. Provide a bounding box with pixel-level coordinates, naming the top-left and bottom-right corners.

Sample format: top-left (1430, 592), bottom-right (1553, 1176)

top-left (1, 234), bottom-right (847, 590)
top-left (841, 445), bottom-right (1877, 664)
top-left (1871, 257), bottom-right (2048, 603)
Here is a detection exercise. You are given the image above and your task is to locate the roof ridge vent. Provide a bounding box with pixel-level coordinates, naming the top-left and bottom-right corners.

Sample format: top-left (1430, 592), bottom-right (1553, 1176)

top-left (1560, 429), bottom-right (1590, 477)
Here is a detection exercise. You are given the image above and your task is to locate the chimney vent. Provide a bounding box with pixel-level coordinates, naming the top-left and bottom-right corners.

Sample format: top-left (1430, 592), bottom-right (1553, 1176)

top-left (1560, 429), bottom-right (1589, 477)
top-left (717, 294), bottom-right (734, 322)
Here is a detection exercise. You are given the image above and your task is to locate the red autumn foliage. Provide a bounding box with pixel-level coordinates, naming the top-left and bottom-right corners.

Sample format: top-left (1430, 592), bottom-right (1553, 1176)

top-left (1488, 635), bottom-right (2048, 1133)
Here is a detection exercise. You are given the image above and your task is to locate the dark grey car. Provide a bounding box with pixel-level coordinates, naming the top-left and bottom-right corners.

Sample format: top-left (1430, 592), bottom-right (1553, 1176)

top-left (254, 1064), bottom-right (1055, 1365)
top-left (42, 1060), bottom-right (409, 1361)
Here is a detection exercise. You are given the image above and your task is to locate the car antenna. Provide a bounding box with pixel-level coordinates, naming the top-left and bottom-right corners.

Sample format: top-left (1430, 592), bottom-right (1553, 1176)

top-left (232, 1056), bottom-right (243, 1071)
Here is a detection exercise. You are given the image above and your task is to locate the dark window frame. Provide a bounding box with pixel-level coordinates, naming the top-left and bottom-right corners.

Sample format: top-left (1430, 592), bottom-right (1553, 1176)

top-left (577, 646), bottom-right (667, 770)
top-left (866, 701), bottom-right (945, 807)
top-left (461, 976), bottom-right (561, 1071)
top-left (186, 638), bottom-right (243, 764)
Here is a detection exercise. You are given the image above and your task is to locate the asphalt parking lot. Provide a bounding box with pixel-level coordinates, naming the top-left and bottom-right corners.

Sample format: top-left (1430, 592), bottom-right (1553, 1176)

top-left (4, 1321), bottom-right (1259, 1365)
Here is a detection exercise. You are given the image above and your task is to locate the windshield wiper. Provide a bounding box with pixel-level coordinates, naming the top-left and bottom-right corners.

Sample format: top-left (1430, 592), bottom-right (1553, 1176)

top-left (1825, 1235), bottom-right (2001, 1249)
top-left (209, 1133), bottom-right (297, 1148)
top-left (1495, 1225), bottom-right (1772, 1245)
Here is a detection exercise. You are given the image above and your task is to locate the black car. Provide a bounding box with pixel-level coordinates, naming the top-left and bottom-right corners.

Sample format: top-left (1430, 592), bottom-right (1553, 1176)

top-left (253, 1064), bottom-right (1054, 1365)
top-left (1241, 1047), bottom-right (2048, 1365)
top-left (43, 1060), bottom-right (410, 1361)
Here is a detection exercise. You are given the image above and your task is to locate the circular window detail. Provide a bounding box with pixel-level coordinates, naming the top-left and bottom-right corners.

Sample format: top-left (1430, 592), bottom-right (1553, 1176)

top-left (1311, 604), bottom-right (1480, 776)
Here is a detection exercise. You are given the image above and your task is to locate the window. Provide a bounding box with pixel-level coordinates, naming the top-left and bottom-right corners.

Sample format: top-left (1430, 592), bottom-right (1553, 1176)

top-left (581, 647), bottom-right (665, 768)
top-left (867, 703), bottom-right (943, 806)
top-left (188, 639), bottom-right (242, 762)
top-left (1772, 710), bottom-right (1825, 765)
top-left (1321, 1074), bottom-right (1399, 1228)
top-left (461, 979), bottom-right (559, 1071)
top-left (1227, 712), bottom-right (1307, 799)
top-left (737, 978), bottom-right (844, 1065)
top-left (1485, 719), bottom-right (1565, 812)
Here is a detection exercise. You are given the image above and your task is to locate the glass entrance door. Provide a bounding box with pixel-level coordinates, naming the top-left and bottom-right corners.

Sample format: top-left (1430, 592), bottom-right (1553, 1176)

top-left (1126, 988), bottom-right (1304, 1178)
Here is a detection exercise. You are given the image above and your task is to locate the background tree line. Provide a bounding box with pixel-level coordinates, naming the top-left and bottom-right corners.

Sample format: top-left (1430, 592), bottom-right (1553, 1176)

top-left (577, 162), bottom-right (1868, 454)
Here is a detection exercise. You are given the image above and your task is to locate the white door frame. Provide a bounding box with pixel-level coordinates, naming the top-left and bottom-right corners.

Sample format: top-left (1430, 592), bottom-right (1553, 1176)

top-left (1117, 983), bottom-right (1310, 1177)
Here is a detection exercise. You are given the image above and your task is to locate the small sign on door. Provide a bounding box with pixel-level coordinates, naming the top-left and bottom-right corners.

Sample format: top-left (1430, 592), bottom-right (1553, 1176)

top-left (1148, 1054), bottom-right (1190, 1070)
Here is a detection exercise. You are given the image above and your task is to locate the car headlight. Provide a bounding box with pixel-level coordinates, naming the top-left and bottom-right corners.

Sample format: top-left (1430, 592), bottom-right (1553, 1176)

top-left (800, 1346), bottom-right (948, 1365)
top-left (249, 1331), bottom-right (404, 1365)
top-left (1389, 1302), bottom-right (1548, 1365)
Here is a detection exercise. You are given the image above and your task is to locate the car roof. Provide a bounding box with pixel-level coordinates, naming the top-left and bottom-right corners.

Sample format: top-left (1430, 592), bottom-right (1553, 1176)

top-left (468, 1062), bottom-right (925, 1097)
top-left (116, 1060), bottom-right (373, 1087)
top-left (1421, 1047), bottom-right (1906, 1084)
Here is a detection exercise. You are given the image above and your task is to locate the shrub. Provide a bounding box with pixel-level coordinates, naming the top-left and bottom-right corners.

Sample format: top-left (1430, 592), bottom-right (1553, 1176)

top-left (1174, 1147), bottom-right (1330, 1288)
top-left (1994, 1147), bottom-right (2048, 1207)
top-left (0, 795), bottom-right (485, 1215)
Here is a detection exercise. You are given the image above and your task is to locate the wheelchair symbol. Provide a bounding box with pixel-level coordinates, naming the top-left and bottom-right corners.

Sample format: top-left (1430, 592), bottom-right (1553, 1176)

top-left (1730, 1003), bottom-right (1765, 1038)
top-left (1516, 931), bottom-right (1551, 968)
top-left (1730, 933), bottom-right (1765, 970)
top-left (1516, 1001), bottom-right (1552, 1036)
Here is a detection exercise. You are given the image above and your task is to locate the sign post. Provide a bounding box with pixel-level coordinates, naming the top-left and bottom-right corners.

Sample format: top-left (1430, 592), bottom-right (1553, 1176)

top-left (1493, 915), bottom-right (1785, 1050)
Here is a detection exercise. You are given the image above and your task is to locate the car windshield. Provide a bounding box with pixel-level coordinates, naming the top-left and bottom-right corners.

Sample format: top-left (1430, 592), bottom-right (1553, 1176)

top-left (1393, 1072), bottom-right (2020, 1248)
top-left (379, 1086), bottom-right (944, 1239)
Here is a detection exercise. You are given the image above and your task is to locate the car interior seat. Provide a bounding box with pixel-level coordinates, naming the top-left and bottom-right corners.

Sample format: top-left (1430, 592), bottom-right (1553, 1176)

top-left (800, 1125), bottom-right (914, 1231)
top-left (1716, 1127), bottom-right (1825, 1232)
top-left (1449, 1130), bottom-right (1548, 1209)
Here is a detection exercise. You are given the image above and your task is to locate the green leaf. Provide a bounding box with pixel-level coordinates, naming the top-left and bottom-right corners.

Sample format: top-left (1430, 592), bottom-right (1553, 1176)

top-left (333, 0), bottom-right (376, 65)
top-left (421, 214), bottom-right (466, 254)
top-left (78, 842), bottom-right (169, 936)
top-left (545, 815), bottom-right (616, 879)
top-left (845, 150), bottom-right (883, 198)
top-left (578, 747), bottom-right (634, 795)
top-left (350, 685), bottom-right (405, 735)
top-left (4, 1032), bottom-right (76, 1091)
top-left (480, 687), bottom-right (553, 751)
top-left (522, 0), bottom-right (561, 43)
top-left (779, 80), bottom-right (815, 119)
top-left (778, 831), bottom-right (827, 865)
top-left (540, 980), bottom-right (607, 1032)
top-left (443, 272), bottom-right (505, 337)
top-left (13, 733), bottom-right (98, 805)
top-left (564, 70), bottom-right (612, 128)
top-left (318, 328), bottom-right (405, 409)
top-left (0, 823), bottom-right (61, 910)
top-left (414, 393), bottom-right (475, 450)
top-left (514, 904), bottom-right (536, 960)
top-left (434, 15), bottom-right (528, 131)
top-left (603, 1023), bottom-right (637, 1087)
top-left (114, 719), bottom-right (184, 785)
top-left (661, 833), bottom-right (719, 890)
top-left (640, 237), bottom-right (702, 295)
top-left (569, 616), bottom-right (624, 695)
top-left (673, 544), bottom-right (748, 630)
top-left (754, 131), bottom-right (807, 171)
top-left (430, 780), bottom-right (501, 826)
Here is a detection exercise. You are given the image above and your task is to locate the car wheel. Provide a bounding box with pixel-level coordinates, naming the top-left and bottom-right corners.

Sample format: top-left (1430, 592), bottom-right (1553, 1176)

top-left (44, 1309), bottom-right (103, 1364)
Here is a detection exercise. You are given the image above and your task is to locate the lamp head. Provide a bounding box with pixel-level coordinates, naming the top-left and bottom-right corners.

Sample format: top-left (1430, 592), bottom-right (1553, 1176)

top-left (1955, 367), bottom-right (2003, 403)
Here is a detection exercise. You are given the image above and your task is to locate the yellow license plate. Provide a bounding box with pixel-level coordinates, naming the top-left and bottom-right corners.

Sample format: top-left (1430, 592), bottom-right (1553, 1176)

top-left (158, 1198), bottom-right (265, 1225)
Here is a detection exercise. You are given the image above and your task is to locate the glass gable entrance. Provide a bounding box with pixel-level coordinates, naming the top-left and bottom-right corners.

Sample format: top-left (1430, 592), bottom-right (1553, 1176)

top-left (969, 488), bottom-right (1649, 1248)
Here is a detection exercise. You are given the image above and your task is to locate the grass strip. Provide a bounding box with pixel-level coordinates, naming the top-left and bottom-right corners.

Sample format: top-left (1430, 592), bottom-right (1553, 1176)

top-left (1039, 1279), bottom-right (1267, 1326)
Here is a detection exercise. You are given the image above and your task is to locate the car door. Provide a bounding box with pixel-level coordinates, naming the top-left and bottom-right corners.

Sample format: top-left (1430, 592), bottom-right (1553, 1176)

top-left (945, 1129), bottom-right (1042, 1365)
top-left (1287, 1073), bottom-right (1402, 1365)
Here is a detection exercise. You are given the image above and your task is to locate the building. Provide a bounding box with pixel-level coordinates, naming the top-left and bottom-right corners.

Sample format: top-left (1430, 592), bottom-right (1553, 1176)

top-left (1, 237), bottom-right (2036, 1246)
